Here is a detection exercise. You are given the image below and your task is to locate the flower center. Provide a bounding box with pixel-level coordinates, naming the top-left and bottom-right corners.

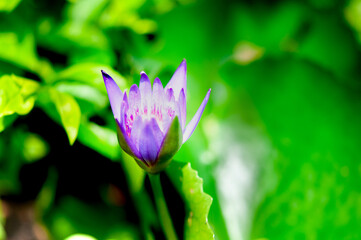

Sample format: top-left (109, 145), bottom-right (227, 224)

top-left (124, 100), bottom-right (176, 137)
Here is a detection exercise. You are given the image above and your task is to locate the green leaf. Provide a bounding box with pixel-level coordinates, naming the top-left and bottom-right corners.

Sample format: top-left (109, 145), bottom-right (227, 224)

top-left (0, 0), bottom-right (21, 12)
top-left (77, 121), bottom-right (120, 160)
top-left (167, 162), bottom-right (214, 240)
top-left (54, 82), bottom-right (108, 113)
top-left (0, 75), bottom-right (39, 131)
top-left (0, 75), bottom-right (40, 117)
top-left (0, 33), bottom-right (39, 71)
top-left (49, 89), bottom-right (81, 145)
top-left (54, 63), bottom-right (127, 91)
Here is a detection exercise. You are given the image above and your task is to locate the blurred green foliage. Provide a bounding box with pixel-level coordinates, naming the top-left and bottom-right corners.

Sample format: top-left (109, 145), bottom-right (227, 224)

top-left (0, 0), bottom-right (361, 239)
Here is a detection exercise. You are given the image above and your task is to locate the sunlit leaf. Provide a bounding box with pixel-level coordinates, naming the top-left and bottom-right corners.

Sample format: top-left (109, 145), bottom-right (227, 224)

top-left (66, 0), bottom-right (108, 24)
top-left (49, 88), bottom-right (81, 145)
top-left (55, 63), bottom-right (127, 91)
top-left (0, 0), bottom-right (21, 12)
top-left (55, 82), bottom-right (108, 110)
top-left (99, 0), bottom-right (157, 34)
top-left (58, 22), bottom-right (109, 49)
top-left (167, 162), bottom-right (214, 240)
top-left (77, 121), bottom-right (120, 159)
top-left (0, 33), bottom-right (39, 72)
top-left (0, 75), bottom-right (39, 131)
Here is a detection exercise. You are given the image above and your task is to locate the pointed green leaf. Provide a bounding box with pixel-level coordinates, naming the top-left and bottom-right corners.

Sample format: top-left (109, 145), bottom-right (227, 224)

top-left (49, 89), bottom-right (81, 145)
top-left (167, 161), bottom-right (214, 240)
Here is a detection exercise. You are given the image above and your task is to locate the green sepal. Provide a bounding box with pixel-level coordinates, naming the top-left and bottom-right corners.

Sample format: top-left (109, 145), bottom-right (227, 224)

top-left (150, 116), bottom-right (183, 174)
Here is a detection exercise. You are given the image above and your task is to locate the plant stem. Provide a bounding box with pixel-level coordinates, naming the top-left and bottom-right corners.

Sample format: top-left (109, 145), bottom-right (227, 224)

top-left (148, 173), bottom-right (178, 240)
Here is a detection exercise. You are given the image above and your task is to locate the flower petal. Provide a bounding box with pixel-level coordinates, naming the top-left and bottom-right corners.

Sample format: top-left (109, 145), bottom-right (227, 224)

top-left (139, 119), bottom-right (163, 164)
top-left (165, 88), bottom-right (175, 101)
top-left (130, 116), bottom-right (143, 152)
top-left (165, 59), bottom-right (187, 100)
top-left (182, 88), bottom-right (211, 143)
top-left (154, 116), bottom-right (183, 173)
top-left (162, 88), bottom-right (177, 132)
top-left (101, 70), bottom-right (123, 120)
top-left (129, 84), bottom-right (140, 113)
top-left (152, 77), bottom-right (164, 108)
top-left (115, 118), bottom-right (142, 161)
top-left (139, 71), bottom-right (152, 114)
top-left (178, 88), bottom-right (186, 131)
top-left (120, 91), bottom-right (129, 130)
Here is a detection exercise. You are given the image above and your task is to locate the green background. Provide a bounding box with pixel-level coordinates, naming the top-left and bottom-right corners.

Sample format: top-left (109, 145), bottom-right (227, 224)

top-left (0, 0), bottom-right (361, 239)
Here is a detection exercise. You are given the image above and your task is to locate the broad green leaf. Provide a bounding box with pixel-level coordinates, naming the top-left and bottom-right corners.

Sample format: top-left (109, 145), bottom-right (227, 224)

top-left (0, 0), bottom-right (21, 12)
top-left (0, 75), bottom-right (39, 131)
top-left (77, 121), bottom-right (120, 160)
top-left (99, 0), bottom-right (156, 34)
top-left (66, 0), bottom-right (108, 24)
top-left (58, 22), bottom-right (109, 49)
top-left (54, 63), bottom-right (127, 91)
top-left (0, 33), bottom-right (39, 72)
top-left (55, 82), bottom-right (108, 112)
top-left (0, 75), bottom-right (40, 117)
top-left (49, 89), bottom-right (81, 145)
top-left (167, 162), bottom-right (214, 240)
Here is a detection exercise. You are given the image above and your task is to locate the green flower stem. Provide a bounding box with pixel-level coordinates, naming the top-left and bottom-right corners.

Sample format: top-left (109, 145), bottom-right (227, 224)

top-left (148, 173), bottom-right (178, 240)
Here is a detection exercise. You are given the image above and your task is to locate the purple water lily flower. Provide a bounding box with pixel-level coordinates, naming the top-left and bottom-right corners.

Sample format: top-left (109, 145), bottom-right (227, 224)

top-left (102, 60), bottom-right (211, 173)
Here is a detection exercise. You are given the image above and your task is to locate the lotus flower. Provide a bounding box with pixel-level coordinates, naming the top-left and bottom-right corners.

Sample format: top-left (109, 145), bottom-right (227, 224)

top-left (102, 60), bottom-right (211, 173)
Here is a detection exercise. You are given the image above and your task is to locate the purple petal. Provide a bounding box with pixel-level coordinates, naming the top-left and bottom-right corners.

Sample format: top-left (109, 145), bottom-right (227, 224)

top-left (162, 88), bottom-right (176, 131)
top-left (122, 91), bottom-right (129, 108)
top-left (129, 84), bottom-right (140, 113)
top-left (152, 77), bottom-right (164, 107)
top-left (182, 88), bottom-right (211, 143)
top-left (102, 70), bottom-right (123, 120)
top-left (165, 59), bottom-right (187, 100)
top-left (178, 88), bottom-right (186, 131)
top-left (119, 92), bottom-right (129, 135)
top-left (166, 88), bottom-right (175, 102)
top-left (130, 116), bottom-right (143, 152)
top-left (115, 118), bottom-right (142, 161)
top-left (139, 119), bottom-right (163, 164)
top-left (150, 117), bottom-right (164, 148)
top-left (156, 116), bottom-right (183, 171)
top-left (139, 71), bottom-right (152, 113)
